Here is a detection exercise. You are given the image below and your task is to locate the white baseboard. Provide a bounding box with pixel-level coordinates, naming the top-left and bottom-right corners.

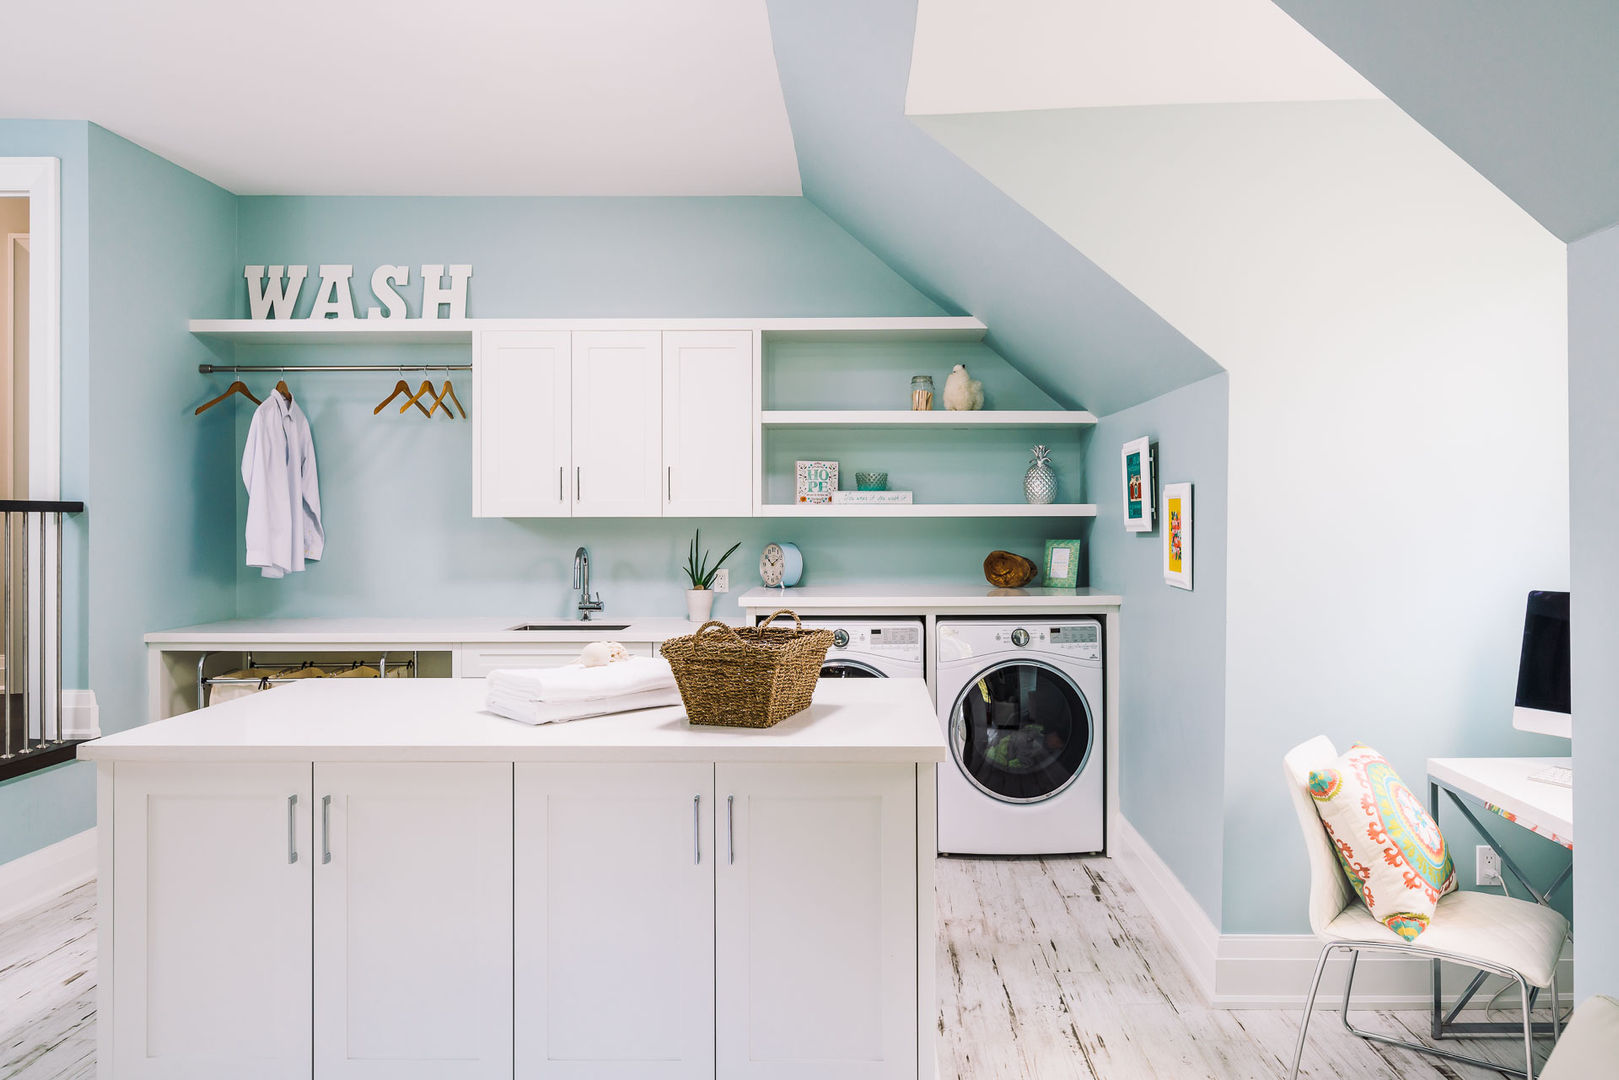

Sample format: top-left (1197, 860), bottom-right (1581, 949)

top-left (1112, 816), bottom-right (1574, 1010)
top-left (62, 689), bottom-right (99, 739)
top-left (0, 827), bottom-right (95, 924)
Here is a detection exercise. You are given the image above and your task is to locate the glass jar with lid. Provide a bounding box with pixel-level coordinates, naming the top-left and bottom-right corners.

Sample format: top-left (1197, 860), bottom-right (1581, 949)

top-left (910, 375), bottom-right (935, 411)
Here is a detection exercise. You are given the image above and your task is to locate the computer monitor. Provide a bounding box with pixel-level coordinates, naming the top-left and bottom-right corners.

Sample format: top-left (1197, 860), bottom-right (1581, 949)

top-left (1512, 590), bottom-right (1571, 739)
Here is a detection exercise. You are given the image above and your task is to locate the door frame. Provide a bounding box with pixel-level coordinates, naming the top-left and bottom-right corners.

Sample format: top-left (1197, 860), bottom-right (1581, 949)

top-left (0, 158), bottom-right (60, 498)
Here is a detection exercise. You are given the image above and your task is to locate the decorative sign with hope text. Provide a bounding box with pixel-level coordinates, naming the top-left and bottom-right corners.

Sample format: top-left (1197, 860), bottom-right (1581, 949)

top-left (244, 264), bottom-right (473, 321)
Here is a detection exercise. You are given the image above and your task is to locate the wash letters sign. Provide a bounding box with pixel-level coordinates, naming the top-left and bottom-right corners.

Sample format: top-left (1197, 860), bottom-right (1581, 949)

top-left (244, 264), bottom-right (474, 321)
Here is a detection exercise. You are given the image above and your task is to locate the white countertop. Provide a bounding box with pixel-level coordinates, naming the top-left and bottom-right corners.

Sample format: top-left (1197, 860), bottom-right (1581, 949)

top-left (1428, 756), bottom-right (1574, 846)
top-left (80, 677), bottom-right (946, 765)
top-left (143, 615), bottom-right (734, 647)
top-left (738, 583), bottom-right (1123, 613)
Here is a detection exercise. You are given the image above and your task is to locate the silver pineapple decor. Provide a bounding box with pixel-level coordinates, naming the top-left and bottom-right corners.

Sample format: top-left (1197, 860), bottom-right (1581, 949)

top-left (1024, 444), bottom-right (1056, 504)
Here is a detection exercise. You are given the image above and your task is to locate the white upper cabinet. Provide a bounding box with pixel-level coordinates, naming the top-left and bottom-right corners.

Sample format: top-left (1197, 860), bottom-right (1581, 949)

top-left (515, 763), bottom-right (716, 1080)
top-left (111, 763), bottom-right (314, 1080)
top-left (314, 763), bottom-right (513, 1080)
top-left (663, 331), bottom-right (754, 517)
top-left (571, 331), bottom-right (664, 516)
top-left (715, 764), bottom-right (918, 1080)
top-left (473, 331), bottom-right (571, 518)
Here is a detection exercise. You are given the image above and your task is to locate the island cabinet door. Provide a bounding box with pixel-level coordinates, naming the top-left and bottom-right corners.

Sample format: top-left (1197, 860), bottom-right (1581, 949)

top-left (715, 763), bottom-right (918, 1080)
top-left (111, 762), bottom-right (314, 1080)
top-left (313, 763), bottom-right (513, 1080)
top-left (514, 762), bottom-right (715, 1080)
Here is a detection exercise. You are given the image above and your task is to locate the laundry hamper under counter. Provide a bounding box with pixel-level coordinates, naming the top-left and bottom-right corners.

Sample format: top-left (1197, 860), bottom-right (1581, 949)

top-left (659, 611), bottom-right (833, 728)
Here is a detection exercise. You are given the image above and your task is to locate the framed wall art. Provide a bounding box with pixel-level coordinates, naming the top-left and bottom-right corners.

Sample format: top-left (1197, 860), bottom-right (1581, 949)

top-left (1163, 482), bottom-right (1193, 590)
top-left (1121, 437), bottom-right (1153, 532)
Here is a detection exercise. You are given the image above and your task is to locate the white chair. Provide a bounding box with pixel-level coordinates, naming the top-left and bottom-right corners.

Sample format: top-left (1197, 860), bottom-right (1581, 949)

top-left (1539, 995), bottom-right (1619, 1079)
top-left (1283, 736), bottom-right (1569, 1080)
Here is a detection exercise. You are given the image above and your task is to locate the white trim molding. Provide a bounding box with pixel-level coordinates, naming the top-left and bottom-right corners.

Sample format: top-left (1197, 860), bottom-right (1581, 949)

top-left (0, 156), bottom-right (60, 498)
top-left (0, 827), bottom-right (94, 924)
top-left (1113, 816), bottom-right (1574, 1010)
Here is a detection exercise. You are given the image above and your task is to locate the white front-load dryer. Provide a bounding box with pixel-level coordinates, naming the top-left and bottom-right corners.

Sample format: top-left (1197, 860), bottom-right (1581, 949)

top-left (794, 617), bottom-right (924, 680)
top-left (935, 619), bottom-right (1104, 855)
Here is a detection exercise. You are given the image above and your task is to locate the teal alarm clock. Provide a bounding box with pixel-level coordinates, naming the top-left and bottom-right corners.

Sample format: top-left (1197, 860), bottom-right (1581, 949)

top-left (759, 542), bottom-right (803, 588)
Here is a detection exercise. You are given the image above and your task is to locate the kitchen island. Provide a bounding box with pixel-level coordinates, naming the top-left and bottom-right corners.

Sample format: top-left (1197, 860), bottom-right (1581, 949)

top-left (81, 677), bottom-right (944, 1080)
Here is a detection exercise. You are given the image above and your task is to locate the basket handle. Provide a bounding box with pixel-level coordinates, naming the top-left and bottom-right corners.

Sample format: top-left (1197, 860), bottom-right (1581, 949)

top-left (758, 609), bottom-right (804, 631)
top-left (693, 621), bottom-right (742, 650)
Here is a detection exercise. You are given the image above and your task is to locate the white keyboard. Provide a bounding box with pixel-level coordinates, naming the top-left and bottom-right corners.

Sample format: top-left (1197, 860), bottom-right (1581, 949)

top-left (1529, 765), bottom-right (1573, 788)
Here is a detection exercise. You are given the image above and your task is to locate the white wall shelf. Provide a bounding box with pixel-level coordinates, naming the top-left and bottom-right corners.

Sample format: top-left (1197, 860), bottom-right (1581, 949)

top-left (188, 316), bottom-right (987, 345)
top-left (756, 503), bottom-right (1097, 518)
top-left (761, 409), bottom-right (1096, 428)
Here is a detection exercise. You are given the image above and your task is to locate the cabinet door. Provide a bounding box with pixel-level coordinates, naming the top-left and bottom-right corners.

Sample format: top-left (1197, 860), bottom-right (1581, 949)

top-left (571, 331), bottom-right (663, 516)
top-left (111, 763), bottom-right (313, 1080)
top-left (459, 641), bottom-right (654, 678)
top-left (474, 330), bottom-right (572, 517)
top-left (314, 763), bottom-right (513, 1080)
top-left (515, 763), bottom-right (714, 1080)
top-left (662, 330), bottom-right (753, 517)
top-left (716, 764), bottom-right (917, 1080)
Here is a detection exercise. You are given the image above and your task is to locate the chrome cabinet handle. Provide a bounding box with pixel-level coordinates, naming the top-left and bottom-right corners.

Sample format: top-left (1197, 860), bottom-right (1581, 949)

top-left (727, 794), bottom-right (735, 865)
top-left (575, 466), bottom-right (581, 501)
top-left (558, 466), bottom-right (563, 501)
top-left (693, 795), bottom-right (701, 865)
top-left (321, 794), bottom-right (332, 864)
top-left (667, 466), bottom-right (672, 502)
top-left (287, 794), bottom-right (299, 864)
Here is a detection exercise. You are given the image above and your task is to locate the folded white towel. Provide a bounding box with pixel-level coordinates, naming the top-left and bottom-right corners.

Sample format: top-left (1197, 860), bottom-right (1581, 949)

top-left (487, 657), bottom-right (676, 703)
top-left (485, 686), bottom-right (683, 726)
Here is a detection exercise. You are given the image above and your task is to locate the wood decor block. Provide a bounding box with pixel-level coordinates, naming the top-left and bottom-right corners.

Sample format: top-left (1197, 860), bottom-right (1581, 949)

top-left (983, 550), bottom-right (1038, 588)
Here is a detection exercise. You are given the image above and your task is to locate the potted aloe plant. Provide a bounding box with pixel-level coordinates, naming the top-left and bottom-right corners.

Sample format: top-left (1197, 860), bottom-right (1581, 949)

top-left (683, 530), bottom-right (742, 623)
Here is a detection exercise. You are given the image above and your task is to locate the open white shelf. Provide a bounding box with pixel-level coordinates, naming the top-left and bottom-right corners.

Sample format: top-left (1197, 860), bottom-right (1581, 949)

top-left (188, 316), bottom-right (987, 345)
top-left (761, 409), bottom-right (1096, 428)
top-left (756, 503), bottom-right (1098, 519)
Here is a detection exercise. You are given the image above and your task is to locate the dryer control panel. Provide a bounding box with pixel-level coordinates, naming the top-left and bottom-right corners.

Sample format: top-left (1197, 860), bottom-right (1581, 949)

top-left (985, 623), bottom-right (1101, 660)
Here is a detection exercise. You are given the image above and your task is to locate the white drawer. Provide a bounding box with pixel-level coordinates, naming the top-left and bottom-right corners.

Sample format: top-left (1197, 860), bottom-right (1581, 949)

top-left (458, 642), bottom-right (654, 678)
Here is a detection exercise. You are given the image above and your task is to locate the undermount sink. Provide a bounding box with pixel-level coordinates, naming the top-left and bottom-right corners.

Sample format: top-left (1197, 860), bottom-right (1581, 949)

top-left (508, 623), bottom-right (631, 632)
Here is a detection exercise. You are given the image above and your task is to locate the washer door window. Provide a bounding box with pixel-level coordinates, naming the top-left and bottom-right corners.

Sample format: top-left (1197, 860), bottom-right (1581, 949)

top-left (820, 659), bottom-right (884, 679)
top-left (951, 661), bottom-right (1094, 803)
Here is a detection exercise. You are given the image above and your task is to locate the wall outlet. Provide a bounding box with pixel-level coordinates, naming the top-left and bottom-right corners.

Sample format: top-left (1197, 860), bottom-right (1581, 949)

top-left (712, 569), bottom-right (729, 593)
top-left (1476, 845), bottom-right (1503, 887)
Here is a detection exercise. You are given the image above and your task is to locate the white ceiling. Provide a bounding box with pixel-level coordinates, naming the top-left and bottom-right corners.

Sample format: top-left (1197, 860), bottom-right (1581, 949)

top-left (907, 0), bottom-right (1381, 115)
top-left (0, 0), bottom-right (802, 196)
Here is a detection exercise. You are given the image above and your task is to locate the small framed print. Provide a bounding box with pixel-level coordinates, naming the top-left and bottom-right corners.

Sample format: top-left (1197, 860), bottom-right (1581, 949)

top-left (1043, 539), bottom-right (1082, 588)
top-left (1163, 483), bottom-right (1193, 590)
top-left (795, 460), bottom-right (838, 504)
top-left (1121, 437), bottom-right (1154, 532)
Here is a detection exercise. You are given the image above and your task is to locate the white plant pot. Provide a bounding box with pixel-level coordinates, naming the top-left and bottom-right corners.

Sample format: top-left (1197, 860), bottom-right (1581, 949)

top-left (686, 589), bottom-right (715, 623)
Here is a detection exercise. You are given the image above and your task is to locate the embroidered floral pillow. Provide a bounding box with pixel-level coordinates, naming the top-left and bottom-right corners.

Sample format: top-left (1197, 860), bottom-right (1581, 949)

top-left (1308, 744), bottom-right (1456, 941)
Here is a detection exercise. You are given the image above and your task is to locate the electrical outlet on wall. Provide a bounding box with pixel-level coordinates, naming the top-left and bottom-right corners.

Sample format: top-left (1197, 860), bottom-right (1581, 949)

top-left (1476, 845), bottom-right (1503, 887)
top-left (713, 569), bottom-right (729, 593)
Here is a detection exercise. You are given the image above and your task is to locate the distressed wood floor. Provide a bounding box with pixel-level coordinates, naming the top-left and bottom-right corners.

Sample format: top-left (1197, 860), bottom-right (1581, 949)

top-left (0, 860), bottom-right (1544, 1079)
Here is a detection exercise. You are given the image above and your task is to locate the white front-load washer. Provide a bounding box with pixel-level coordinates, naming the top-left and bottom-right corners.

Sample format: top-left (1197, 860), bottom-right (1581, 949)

top-left (935, 619), bottom-right (1104, 855)
top-left (794, 617), bottom-right (924, 680)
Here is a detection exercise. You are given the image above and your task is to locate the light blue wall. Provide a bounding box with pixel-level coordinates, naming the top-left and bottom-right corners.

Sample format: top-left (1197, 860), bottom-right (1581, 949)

top-left (763, 0), bottom-right (1220, 415)
top-left (0, 120), bottom-right (92, 865)
top-left (1569, 223), bottom-right (1619, 999)
top-left (227, 196), bottom-right (1071, 623)
top-left (1085, 373), bottom-right (1228, 923)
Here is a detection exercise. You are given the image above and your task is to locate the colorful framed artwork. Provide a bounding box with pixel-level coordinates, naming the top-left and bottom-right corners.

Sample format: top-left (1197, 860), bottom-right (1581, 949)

top-left (1043, 539), bottom-right (1082, 588)
top-left (794, 460), bottom-right (838, 504)
top-left (1121, 437), bottom-right (1153, 532)
top-left (1163, 483), bottom-right (1193, 590)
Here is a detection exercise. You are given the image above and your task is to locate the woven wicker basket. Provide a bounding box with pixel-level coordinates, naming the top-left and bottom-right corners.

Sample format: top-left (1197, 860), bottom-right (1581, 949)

top-left (659, 610), bottom-right (833, 728)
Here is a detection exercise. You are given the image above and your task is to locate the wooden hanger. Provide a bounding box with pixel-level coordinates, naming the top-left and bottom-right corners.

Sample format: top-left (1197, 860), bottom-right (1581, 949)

top-left (194, 379), bottom-right (261, 415)
top-left (274, 379), bottom-right (293, 402)
top-left (375, 373), bottom-right (431, 417)
top-left (402, 377), bottom-right (445, 417)
top-left (430, 377), bottom-right (466, 419)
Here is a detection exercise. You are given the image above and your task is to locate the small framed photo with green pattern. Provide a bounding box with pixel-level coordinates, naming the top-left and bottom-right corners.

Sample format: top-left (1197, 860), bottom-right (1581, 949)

top-left (1043, 539), bottom-right (1082, 588)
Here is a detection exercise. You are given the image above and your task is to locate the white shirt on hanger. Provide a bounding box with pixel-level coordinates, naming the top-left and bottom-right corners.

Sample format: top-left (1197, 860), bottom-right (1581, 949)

top-left (242, 391), bottom-right (323, 579)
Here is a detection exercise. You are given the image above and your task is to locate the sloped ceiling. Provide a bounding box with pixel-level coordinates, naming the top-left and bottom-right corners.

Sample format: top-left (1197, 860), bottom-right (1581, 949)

top-left (764, 0), bottom-right (1220, 415)
top-left (1272, 0), bottom-right (1619, 242)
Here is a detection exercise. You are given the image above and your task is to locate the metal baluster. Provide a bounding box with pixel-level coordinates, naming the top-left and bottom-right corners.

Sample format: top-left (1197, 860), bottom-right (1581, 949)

top-left (18, 512), bottom-right (30, 753)
top-left (54, 512), bottom-right (62, 743)
top-left (2, 512), bottom-right (10, 760)
top-left (39, 514), bottom-right (48, 745)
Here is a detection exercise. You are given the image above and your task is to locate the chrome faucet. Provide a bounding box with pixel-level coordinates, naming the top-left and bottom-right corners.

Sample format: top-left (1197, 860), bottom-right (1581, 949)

top-left (572, 546), bottom-right (604, 620)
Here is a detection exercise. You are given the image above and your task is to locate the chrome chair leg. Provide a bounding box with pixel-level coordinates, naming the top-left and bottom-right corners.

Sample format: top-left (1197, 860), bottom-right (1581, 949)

top-left (1337, 949), bottom-right (1360, 1034)
top-left (1551, 971), bottom-right (1561, 1042)
top-left (1288, 944), bottom-right (1335, 1080)
top-left (1517, 973), bottom-right (1536, 1080)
